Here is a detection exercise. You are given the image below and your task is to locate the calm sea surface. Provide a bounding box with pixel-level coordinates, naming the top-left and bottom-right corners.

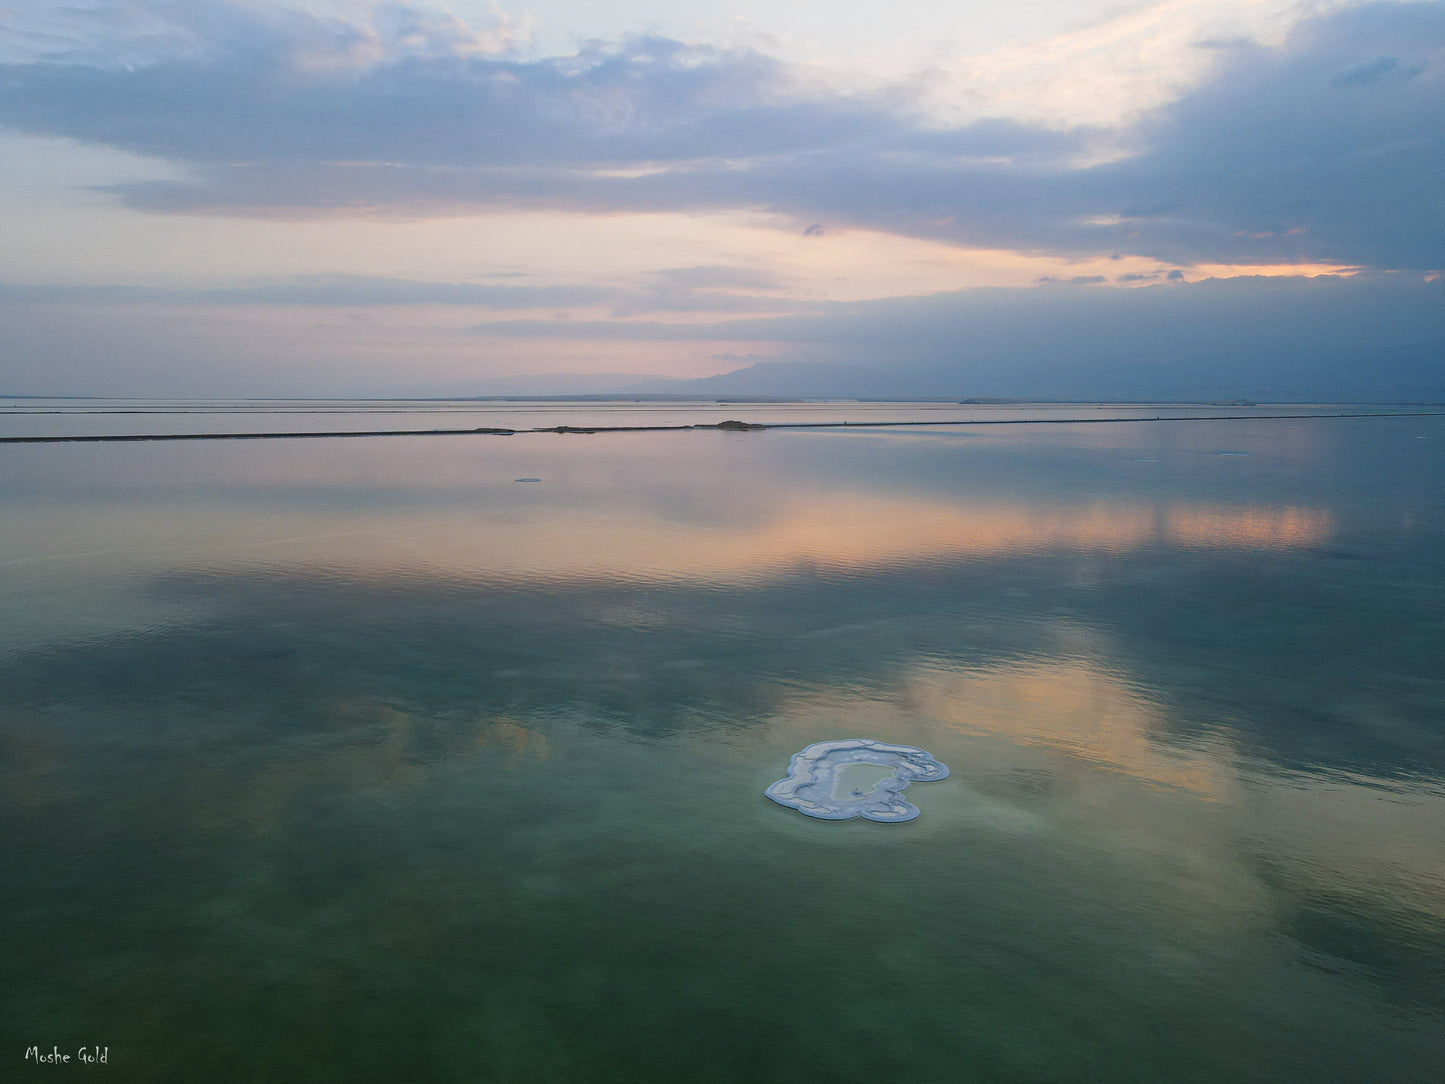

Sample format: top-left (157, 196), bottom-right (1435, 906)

top-left (2, 404), bottom-right (1442, 1081)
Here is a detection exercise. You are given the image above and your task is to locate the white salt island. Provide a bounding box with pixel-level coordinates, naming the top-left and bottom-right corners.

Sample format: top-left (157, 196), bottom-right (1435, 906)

top-left (765, 739), bottom-right (950, 822)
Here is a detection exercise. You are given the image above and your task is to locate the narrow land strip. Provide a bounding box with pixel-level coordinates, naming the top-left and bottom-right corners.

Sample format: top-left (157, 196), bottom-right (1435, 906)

top-left (0, 412), bottom-right (1440, 444)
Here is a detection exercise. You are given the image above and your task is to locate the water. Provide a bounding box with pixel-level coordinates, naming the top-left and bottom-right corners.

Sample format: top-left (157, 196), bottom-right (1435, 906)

top-left (2, 408), bottom-right (1442, 1080)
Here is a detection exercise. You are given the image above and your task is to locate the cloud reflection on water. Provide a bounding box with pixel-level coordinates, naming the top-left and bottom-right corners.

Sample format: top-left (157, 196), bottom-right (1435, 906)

top-left (2, 420), bottom-right (1441, 1072)
top-left (0, 495), bottom-right (1333, 595)
top-left (904, 657), bottom-right (1232, 799)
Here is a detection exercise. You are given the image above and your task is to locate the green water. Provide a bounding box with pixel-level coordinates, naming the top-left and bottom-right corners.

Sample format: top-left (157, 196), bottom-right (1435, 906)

top-left (2, 414), bottom-right (1442, 1080)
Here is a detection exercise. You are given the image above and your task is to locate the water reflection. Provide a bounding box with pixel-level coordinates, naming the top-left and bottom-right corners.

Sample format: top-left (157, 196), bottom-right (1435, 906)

top-left (0, 495), bottom-right (1332, 587)
top-left (1, 415), bottom-right (1442, 1079)
top-left (767, 654), bottom-right (1445, 1007)
top-left (904, 657), bottom-right (1231, 798)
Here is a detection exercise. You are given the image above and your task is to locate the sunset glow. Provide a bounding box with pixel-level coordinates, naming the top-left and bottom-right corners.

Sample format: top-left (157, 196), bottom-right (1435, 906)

top-left (1, 0), bottom-right (1439, 397)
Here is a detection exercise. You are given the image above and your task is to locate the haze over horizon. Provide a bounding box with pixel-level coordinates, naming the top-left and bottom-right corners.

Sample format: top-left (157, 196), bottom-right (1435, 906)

top-left (1, 0), bottom-right (1442, 399)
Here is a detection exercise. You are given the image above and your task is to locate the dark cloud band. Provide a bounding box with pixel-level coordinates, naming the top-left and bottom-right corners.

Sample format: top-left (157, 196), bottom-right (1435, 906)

top-left (2, 2), bottom-right (1439, 269)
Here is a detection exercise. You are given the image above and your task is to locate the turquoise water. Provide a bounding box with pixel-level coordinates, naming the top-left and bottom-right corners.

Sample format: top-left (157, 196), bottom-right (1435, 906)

top-left (2, 411), bottom-right (1443, 1080)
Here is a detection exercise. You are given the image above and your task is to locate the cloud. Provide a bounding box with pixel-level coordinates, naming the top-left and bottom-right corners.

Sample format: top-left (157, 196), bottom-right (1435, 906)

top-left (457, 272), bottom-right (1445, 400)
top-left (701, 273), bottom-right (1445, 400)
top-left (0, 275), bottom-right (616, 308)
top-left (649, 265), bottom-right (781, 291)
top-left (0, 4), bottom-right (1064, 169)
top-left (0, 270), bottom-right (803, 316)
top-left (0, 2), bottom-right (1440, 271)
top-left (1328, 54), bottom-right (1401, 87)
top-left (4, 270), bottom-right (1440, 399)
top-left (0, 0), bottom-right (521, 68)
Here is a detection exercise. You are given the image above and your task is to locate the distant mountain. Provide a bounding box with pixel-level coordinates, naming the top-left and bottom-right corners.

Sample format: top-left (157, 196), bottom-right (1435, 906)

top-left (640, 275), bottom-right (1445, 403)
top-left (460, 372), bottom-right (686, 397)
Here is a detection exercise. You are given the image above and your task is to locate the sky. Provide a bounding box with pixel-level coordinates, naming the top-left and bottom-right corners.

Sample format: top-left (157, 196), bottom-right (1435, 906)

top-left (0, 0), bottom-right (1441, 398)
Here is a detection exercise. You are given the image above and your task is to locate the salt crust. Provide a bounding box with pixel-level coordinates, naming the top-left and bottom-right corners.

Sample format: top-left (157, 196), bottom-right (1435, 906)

top-left (765, 739), bottom-right (950, 822)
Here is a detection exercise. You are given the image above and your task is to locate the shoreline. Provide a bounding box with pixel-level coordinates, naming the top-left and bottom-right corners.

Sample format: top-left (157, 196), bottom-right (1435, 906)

top-left (1, 410), bottom-right (1440, 444)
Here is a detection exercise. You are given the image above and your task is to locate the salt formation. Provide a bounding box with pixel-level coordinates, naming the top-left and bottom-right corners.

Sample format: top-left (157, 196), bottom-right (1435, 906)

top-left (765, 739), bottom-right (949, 822)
